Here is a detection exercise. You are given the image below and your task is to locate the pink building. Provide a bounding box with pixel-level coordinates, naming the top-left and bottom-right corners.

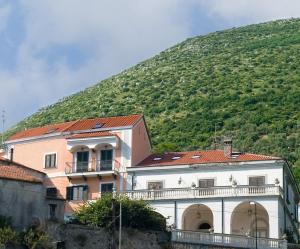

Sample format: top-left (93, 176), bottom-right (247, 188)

top-left (3, 114), bottom-right (151, 218)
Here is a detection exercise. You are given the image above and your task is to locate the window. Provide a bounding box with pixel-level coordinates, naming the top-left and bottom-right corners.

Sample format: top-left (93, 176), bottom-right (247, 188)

top-left (148, 181), bottom-right (163, 190)
top-left (76, 151), bottom-right (89, 172)
top-left (49, 204), bottom-right (57, 220)
top-left (199, 179), bottom-right (214, 196)
top-left (147, 181), bottom-right (163, 198)
top-left (100, 150), bottom-right (113, 170)
top-left (199, 179), bottom-right (214, 188)
top-left (249, 176), bottom-right (265, 194)
top-left (45, 153), bottom-right (57, 168)
top-left (46, 187), bottom-right (57, 198)
top-left (66, 186), bottom-right (88, 201)
top-left (249, 176), bottom-right (265, 186)
top-left (101, 183), bottom-right (114, 193)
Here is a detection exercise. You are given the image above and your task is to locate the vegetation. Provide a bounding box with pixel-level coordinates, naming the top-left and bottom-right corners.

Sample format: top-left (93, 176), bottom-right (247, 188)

top-left (0, 215), bottom-right (52, 249)
top-left (5, 18), bottom-right (300, 185)
top-left (73, 195), bottom-right (166, 231)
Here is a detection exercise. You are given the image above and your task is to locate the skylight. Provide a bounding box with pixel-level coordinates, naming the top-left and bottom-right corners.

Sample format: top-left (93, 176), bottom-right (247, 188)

top-left (191, 155), bottom-right (201, 159)
top-left (92, 123), bottom-right (102, 129)
top-left (153, 157), bottom-right (162, 161)
top-left (45, 128), bottom-right (58, 134)
top-left (172, 156), bottom-right (181, 160)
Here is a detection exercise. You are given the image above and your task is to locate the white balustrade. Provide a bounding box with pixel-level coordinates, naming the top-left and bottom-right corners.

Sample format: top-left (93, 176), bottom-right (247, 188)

top-left (121, 185), bottom-right (282, 201)
top-left (171, 230), bottom-right (287, 249)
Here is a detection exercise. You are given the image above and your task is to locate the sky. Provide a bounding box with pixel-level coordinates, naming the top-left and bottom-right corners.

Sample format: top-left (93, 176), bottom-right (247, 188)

top-left (1, 0), bottom-right (300, 129)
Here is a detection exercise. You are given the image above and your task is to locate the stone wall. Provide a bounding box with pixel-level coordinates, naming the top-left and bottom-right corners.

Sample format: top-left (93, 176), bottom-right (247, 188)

top-left (0, 179), bottom-right (46, 229)
top-left (47, 224), bottom-right (170, 249)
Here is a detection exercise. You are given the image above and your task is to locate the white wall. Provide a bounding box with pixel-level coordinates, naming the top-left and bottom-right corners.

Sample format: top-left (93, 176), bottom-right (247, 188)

top-left (131, 163), bottom-right (283, 190)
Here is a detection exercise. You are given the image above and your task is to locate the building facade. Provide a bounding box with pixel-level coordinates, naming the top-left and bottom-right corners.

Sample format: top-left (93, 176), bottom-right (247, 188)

top-left (3, 114), bottom-right (151, 218)
top-left (3, 114), bottom-right (299, 245)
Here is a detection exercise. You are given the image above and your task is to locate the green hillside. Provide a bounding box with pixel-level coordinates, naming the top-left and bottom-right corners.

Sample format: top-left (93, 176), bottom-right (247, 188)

top-left (6, 19), bottom-right (300, 183)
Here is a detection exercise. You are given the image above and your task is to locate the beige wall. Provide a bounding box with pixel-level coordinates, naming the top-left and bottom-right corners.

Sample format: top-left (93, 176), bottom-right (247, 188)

top-left (131, 119), bottom-right (151, 166)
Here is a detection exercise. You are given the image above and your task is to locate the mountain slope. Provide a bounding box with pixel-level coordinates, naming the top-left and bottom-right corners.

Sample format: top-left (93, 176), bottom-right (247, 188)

top-left (6, 19), bottom-right (300, 181)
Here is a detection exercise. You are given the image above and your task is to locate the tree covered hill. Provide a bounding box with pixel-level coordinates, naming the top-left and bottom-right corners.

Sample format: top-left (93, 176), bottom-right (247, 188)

top-left (5, 18), bottom-right (300, 181)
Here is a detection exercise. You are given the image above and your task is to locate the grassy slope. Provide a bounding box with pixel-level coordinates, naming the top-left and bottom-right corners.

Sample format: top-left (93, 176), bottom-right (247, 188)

top-left (6, 19), bottom-right (300, 183)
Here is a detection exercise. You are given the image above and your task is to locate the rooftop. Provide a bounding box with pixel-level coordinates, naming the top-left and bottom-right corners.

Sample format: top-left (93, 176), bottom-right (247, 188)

top-left (0, 157), bottom-right (45, 183)
top-left (137, 150), bottom-right (280, 168)
top-left (8, 114), bottom-right (142, 141)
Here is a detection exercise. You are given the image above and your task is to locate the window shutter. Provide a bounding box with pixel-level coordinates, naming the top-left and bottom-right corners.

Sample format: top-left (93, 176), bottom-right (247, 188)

top-left (207, 179), bottom-right (214, 188)
top-left (66, 187), bottom-right (73, 200)
top-left (83, 185), bottom-right (88, 201)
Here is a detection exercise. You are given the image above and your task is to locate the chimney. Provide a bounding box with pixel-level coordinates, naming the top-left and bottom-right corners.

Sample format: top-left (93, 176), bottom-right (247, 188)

top-left (10, 148), bottom-right (14, 162)
top-left (224, 138), bottom-right (232, 158)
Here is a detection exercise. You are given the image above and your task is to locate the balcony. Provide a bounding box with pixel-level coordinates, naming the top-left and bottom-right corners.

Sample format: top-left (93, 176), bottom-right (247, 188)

top-left (172, 230), bottom-right (287, 249)
top-left (121, 185), bottom-right (283, 201)
top-left (65, 160), bottom-right (119, 178)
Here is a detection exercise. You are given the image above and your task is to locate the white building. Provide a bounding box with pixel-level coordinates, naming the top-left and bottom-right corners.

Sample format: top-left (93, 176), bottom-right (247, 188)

top-left (124, 140), bottom-right (299, 247)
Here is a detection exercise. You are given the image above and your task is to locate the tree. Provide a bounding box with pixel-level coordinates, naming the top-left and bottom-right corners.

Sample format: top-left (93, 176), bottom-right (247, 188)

top-left (73, 194), bottom-right (166, 231)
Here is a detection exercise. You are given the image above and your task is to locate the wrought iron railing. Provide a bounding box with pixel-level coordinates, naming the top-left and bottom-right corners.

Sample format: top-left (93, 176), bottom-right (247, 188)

top-left (171, 230), bottom-right (287, 249)
top-left (65, 159), bottom-right (120, 174)
top-left (120, 185), bottom-right (283, 200)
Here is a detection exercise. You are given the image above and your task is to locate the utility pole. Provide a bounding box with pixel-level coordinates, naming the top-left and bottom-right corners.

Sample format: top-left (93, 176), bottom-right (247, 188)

top-left (111, 197), bottom-right (116, 249)
top-left (255, 203), bottom-right (258, 249)
top-left (119, 200), bottom-right (122, 249)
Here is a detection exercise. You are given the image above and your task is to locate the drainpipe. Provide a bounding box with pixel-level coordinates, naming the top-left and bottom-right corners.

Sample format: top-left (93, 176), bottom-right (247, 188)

top-left (222, 198), bottom-right (224, 234)
top-left (174, 201), bottom-right (177, 229)
top-left (283, 166), bottom-right (287, 234)
top-left (131, 173), bottom-right (135, 191)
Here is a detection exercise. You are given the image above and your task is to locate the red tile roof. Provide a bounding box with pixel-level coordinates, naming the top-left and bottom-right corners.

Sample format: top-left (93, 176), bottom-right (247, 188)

top-left (66, 131), bottom-right (115, 139)
top-left (137, 150), bottom-right (280, 167)
top-left (9, 121), bottom-right (77, 141)
top-left (0, 158), bottom-right (44, 183)
top-left (8, 114), bottom-right (142, 141)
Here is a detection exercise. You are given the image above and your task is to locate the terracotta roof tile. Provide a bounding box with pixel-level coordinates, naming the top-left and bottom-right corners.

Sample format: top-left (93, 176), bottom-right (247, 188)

top-left (66, 131), bottom-right (115, 139)
top-left (8, 114), bottom-right (142, 141)
top-left (67, 114), bottom-right (142, 131)
top-left (9, 121), bottom-right (77, 141)
top-left (0, 159), bottom-right (44, 183)
top-left (137, 150), bottom-right (280, 167)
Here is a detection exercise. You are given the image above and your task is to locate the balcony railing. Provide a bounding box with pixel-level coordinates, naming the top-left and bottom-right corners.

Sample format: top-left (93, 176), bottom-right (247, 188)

top-left (65, 160), bottom-right (119, 174)
top-left (121, 185), bottom-right (283, 200)
top-left (172, 230), bottom-right (287, 249)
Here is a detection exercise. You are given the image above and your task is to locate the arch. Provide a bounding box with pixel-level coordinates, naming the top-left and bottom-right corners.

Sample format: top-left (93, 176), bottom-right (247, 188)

top-left (69, 145), bottom-right (89, 153)
top-left (231, 201), bottom-right (269, 238)
top-left (94, 143), bottom-right (114, 151)
top-left (182, 204), bottom-right (213, 232)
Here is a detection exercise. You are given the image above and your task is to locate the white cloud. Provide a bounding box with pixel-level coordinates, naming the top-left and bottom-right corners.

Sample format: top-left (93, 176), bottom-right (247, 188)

top-left (1, 0), bottom-right (300, 129)
top-left (0, 0), bottom-right (192, 127)
top-left (200, 0), bottom-right (300, 24)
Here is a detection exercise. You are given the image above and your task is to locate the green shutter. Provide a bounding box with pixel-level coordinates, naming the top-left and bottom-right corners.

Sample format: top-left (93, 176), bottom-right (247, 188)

top-left (66, 187), bottom-right (73, 200)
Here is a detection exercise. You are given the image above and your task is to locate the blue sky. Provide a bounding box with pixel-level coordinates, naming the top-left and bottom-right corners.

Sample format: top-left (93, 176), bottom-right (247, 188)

top-left (1, 0), bottom-right (300, 129)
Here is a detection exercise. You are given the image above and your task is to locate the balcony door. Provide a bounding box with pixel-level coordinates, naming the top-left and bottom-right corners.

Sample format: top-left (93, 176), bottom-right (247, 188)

top-left (199, 179), bottom-right (215, 196)
top-left (76, 151), bottom-right (89, 172)
top-left (249, 176), bottom-right (265, 194)
top-left (100, 149), bottom-right (113, 170)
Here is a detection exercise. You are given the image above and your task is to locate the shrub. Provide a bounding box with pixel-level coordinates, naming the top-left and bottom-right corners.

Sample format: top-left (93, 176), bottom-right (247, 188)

top-left (21, 228), bottom-right (52, 249)
top-left (0, 227), bottom-right (18, 247)
top-left (74, 194), bottom-right (166, 231)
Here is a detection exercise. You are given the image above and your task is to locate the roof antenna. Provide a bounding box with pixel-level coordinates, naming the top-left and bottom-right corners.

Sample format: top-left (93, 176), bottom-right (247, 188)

top-left (1, 110), bottom-right (5, 145)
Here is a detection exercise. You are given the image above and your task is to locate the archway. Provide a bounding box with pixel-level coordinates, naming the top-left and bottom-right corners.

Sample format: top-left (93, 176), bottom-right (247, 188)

top-left (182, 204), bottom-right (213, 232)
top-left (231, 201), bottom-right (269, 238)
